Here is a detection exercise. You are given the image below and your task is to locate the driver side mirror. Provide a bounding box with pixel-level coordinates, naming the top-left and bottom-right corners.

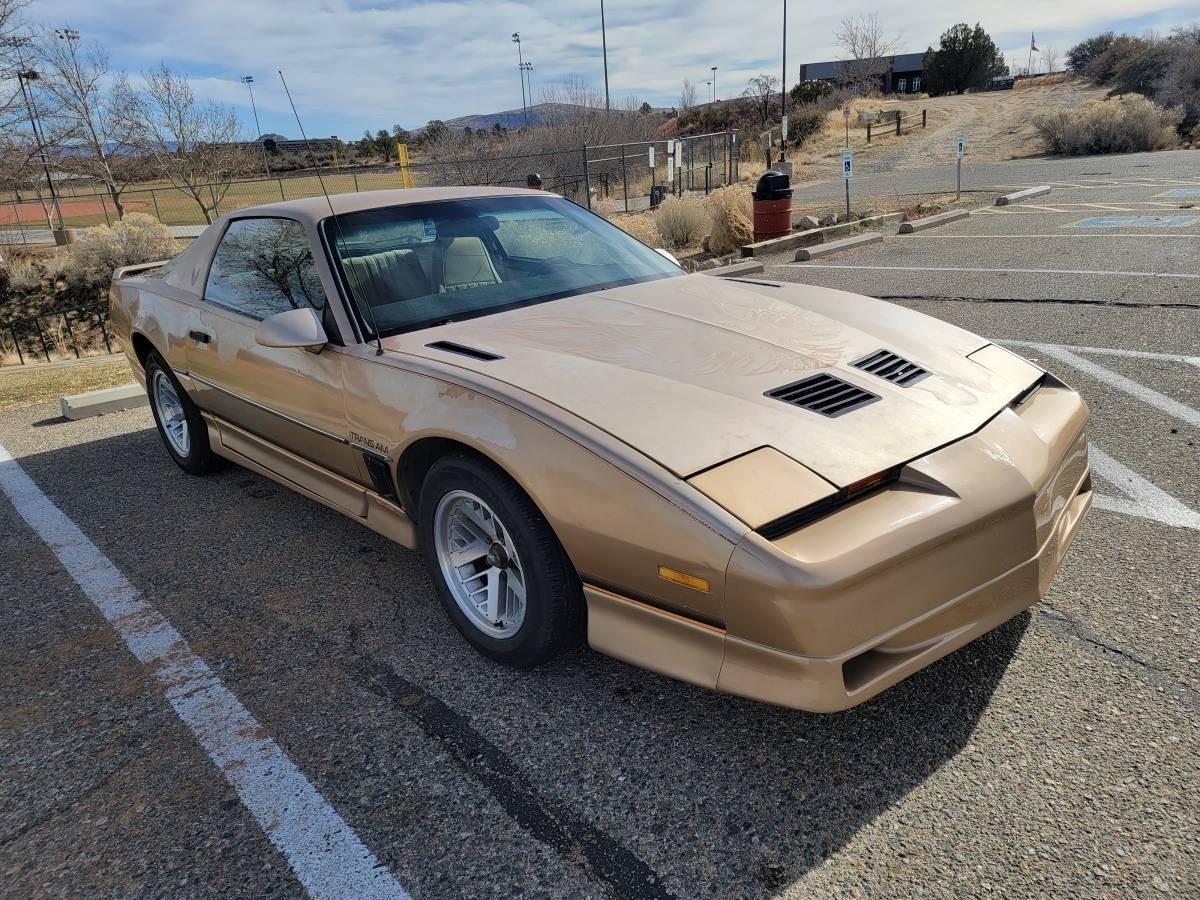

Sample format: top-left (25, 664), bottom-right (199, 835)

top-left (255, 307), bottom-right (327, 352)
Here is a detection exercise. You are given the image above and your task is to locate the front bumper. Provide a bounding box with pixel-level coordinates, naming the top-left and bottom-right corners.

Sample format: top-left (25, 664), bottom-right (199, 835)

top-left (717, 379), bottom-right (1091, 711)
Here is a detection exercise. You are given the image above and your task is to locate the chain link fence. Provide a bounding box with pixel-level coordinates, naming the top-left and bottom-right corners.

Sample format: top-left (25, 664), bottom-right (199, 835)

top-left (0, 131), bottom-right (741, 247)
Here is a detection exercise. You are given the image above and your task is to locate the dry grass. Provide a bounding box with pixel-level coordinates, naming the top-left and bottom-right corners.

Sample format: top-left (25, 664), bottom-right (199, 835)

top-left (705, 185), bottom-right (753, 254)
top-left (609, 210), bottom-right (662, 247)
top-left (0, 359), bottom-right (131, 412)
top-left (654, 194), bottom-right (708, 248)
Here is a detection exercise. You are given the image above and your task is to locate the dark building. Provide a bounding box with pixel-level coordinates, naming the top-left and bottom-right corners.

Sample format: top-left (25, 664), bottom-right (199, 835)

top-left (798, 51), bottom-right (926, 94)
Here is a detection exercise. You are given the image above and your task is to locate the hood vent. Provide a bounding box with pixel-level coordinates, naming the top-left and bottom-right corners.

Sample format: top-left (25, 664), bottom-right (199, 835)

top-left (765, 373), bottom-right (879, 417)
top-left (424, 340), bottom-right (504, 362)
top-left (851, 349), bottom-right (929, 386)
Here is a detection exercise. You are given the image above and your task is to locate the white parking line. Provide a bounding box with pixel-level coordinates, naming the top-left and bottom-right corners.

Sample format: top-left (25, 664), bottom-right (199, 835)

top-left (784, 263), bottom-right (1200, 279)
top-left (1003, 340), bottom-right (1200, 368)
top-left (1089, 443), bottom-right (1200, 531)
top-left (1005, 342), bottom-right (1200, 429)
top-left (0, 442), bottom-right (410, 900)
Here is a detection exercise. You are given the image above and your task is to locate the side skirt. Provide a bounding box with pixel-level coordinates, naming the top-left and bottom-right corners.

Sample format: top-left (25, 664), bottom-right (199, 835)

top-left (204, 413), bottom-right (417, 549)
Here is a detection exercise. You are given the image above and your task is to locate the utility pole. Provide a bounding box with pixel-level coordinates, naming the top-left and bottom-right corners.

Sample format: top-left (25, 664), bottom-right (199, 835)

top-left (4, 37), bottom-right (66, 234)
top-left (600, 0), bottom-right (610, 112)
top-left (512, 33), bottom-right (528, 126)
top-left (240, 76), bottom-right (271, 177)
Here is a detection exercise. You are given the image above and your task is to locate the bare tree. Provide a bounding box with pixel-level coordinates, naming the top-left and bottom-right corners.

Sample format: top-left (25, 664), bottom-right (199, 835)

top-left (123, 65), bottom-right (250, 224)
top-left (1041, 45), bottom-right (1060, 74)
top-left (742, 73), bottom-right (780, 132)
top-left (832, 12), bottom-right (901, 93)
top-left (35, 28), bottom-right (145, 219)
top-left (678, 78), bottom-right (696, 113)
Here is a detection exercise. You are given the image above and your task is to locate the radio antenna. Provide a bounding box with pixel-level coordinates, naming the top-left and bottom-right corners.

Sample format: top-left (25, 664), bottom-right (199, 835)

top-left (278, 69), bottom-right (384, 355)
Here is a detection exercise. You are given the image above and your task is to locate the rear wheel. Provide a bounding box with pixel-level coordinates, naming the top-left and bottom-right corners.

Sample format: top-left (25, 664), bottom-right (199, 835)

top-left (419, 454), bottom-right (584, 667)
top-left (145, 352), bottom-right (220, 475)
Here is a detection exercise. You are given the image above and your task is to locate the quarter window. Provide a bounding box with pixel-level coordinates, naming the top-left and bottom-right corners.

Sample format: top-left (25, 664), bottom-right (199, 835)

top-left (205, 217), bottom-right (327, 318)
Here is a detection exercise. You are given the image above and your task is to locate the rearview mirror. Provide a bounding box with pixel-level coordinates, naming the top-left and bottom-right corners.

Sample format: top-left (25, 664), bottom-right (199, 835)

top-left (654, 248), bottom-right (681, 266)
top-left (255, 307), bottom-right (327, 351)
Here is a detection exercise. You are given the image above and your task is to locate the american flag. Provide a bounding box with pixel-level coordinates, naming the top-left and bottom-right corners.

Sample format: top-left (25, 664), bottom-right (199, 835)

top-left (1031, 33), bottom-right (1039, 52)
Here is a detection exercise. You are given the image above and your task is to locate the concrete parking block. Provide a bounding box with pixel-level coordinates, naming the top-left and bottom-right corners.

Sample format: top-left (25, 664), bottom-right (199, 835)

top-left (704, 260), bottom-right (766, 278)
top-left (996, 186), bottom-right (1051, 206)
top-left (898, 209), bottom-right (971, 233)
top-left (794, 232), bottom-right (883, 260)
top-left (741, 213), bottom-right (902, 256)
top-left (60, 383), bottom-right (148, 420)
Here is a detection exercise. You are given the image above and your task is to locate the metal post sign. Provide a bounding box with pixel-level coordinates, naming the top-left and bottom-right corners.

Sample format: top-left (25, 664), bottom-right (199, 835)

top-left (842, 101), bottom-right (851, 120)
top-left (842, 148), bottom-right (853, 179)
top-left (781, 115), bottom-right (789, 141)
top-left (648, 145), bottom-right (655, 167)
top-left (956, 130), bottom-right (965, 159)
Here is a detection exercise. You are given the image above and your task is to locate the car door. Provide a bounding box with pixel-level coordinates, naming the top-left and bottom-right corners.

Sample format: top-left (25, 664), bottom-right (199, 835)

top-left (185, 216), bottom-right (359, 482)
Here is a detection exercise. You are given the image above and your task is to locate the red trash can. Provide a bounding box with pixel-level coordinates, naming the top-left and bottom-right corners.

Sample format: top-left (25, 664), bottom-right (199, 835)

top-left (752, 171), bottom-right (793, 242)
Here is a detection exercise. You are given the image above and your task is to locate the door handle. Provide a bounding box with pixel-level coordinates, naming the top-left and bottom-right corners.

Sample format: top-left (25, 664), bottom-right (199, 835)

top-left (189, 330), bottom-right (211, 346)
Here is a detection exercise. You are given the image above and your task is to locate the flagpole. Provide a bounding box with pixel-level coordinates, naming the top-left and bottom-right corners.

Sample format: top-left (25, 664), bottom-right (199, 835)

top-left (1028, 33), bottom-right (1034, 76)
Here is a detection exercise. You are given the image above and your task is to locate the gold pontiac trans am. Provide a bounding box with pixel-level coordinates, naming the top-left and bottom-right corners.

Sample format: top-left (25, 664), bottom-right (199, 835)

top-left (110, 187), bottom-right (1092, 712)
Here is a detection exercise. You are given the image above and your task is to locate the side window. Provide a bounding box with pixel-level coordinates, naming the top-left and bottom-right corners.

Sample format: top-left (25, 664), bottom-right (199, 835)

top-left (913, 77), bottom-right (921, 92)
top-left (205, 218), bottom-right (327, 319)
top-left (897, 78), bottom-right (907, 93)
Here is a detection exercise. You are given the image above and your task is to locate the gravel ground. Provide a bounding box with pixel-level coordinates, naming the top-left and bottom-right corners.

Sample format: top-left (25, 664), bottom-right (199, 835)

top-left (0, 150), bottom-right (1197, 898)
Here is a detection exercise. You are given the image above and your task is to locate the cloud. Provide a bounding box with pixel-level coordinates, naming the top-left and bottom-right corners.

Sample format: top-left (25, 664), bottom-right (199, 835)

top-left (26, 0), bottom-right (1194, 136)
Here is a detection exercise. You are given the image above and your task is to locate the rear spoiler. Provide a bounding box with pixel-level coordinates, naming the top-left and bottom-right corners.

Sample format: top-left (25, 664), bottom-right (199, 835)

top-left (113, 260), bottom-right (171, 280)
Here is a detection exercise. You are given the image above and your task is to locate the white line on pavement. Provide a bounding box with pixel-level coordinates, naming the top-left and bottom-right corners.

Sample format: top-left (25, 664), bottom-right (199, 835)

top-left (0, 442), bottom-right (411, 900)
top-left (1003, 340), bottom-right (1200, 368)
top-left (1005, 343), bottom-right (1200, 429)
top-left (1088, 443), bottom-right (1200, 531)
top-left (784, 263), bottom-right (1200, 279)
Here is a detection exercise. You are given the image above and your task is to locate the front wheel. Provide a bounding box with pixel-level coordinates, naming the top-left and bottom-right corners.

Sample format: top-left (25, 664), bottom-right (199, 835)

top-left (419, 454), bottom-right (584, 667)
top-left (145, 352), bottom-right (220, 475)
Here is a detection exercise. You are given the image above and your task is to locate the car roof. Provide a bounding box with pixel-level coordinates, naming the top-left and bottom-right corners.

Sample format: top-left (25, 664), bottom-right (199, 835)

top-left (218, 186), bottom-right (551, 227)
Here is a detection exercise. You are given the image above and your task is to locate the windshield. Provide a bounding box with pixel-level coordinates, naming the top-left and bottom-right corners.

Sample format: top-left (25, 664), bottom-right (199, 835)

top-left (325, 195), bottom-right (682, 337)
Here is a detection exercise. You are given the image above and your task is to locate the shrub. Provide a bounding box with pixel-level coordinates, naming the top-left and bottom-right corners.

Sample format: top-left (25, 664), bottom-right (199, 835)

top-left (1034, 95), bottom-right (1183, 155)
top-left (705, 185), bottom-right (753, 254)
top-left (67, 213), bottom-right (180, 288)
top-left (1155, 45), bottom-right (1200, 131)
top-left (1067, 32), bottom-right (1115, 73)
top-left (654, 194), bottom-right (708, 248)
top-left (5, 256), bottom-right (45, 292)
top-left (612, 211), bottom-right (662, 248)
top-left (788, 103), bottom-right (828, 147)
top-left (790, 80), bottom-right (832, 105)
top-left (1109, 37), bottom-right (1177, 96)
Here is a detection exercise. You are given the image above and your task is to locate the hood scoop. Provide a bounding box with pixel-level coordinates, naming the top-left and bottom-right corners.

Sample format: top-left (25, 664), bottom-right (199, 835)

top-left (851, 349), bottom-right (929, 386)
top-left (765, 373), bottom-right (879, 417)
top-left (424, 340), bottom-right (504, 362)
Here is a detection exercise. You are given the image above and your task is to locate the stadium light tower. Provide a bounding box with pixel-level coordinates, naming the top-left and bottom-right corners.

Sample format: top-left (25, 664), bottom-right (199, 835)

top-left (600, 0), bottom-right (611, 112)
top-left (711, 66), bottom-right (718, 101)
top-left (240, 76), bottom-right (271, 177)
top-left (520, 61), bottom-right (534, 117)
top-left (512, 33), bottom-right (529, 126)
top-left (3, 35), bottom-right (66, 233)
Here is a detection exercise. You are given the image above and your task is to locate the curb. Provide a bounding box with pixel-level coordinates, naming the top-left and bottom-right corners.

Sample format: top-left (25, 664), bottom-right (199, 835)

top-left (794, 232), bottom-right (883, 261)
top-left (741, 213), bottom-right (903, 257)
top-left (898, 209), bottom-right (971, 233)
top-left (996, 186), bottom-right (1051, 206)
top-left (61, 383), bottom-right (148, 420)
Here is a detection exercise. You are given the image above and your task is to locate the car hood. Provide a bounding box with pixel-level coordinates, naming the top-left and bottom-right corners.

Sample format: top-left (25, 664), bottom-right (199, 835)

top-left (384, 274), bottom-right (1041, 487)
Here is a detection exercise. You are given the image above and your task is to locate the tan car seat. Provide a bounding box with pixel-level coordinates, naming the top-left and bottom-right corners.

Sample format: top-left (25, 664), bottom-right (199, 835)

top-left (342, 248), bottom-right (430, 314)
top-left (437, 236), bottom-right (501, 293)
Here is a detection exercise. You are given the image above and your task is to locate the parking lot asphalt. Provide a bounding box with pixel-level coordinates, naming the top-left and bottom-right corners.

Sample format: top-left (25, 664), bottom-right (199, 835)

top-left (2, 151), bottom-right (1198, 899)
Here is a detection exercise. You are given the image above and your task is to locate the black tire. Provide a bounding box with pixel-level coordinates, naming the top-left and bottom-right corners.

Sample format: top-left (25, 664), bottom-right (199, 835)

top-left (418, 453), bottom-right (585, 667)
top-left (144, 351), bottom-right (221, 475)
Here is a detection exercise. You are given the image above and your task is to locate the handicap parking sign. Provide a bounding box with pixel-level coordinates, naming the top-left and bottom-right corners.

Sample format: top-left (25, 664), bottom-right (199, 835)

top-left (842, 149), bottom-right (852, 179)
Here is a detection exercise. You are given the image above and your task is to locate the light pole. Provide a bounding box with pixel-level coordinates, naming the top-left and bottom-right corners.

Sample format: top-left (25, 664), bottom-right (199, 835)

top-left (711, 66), bottom-right (717, 102)
top-left (3, 36), bottom-right (66, 234)
top-left (520, 61), bottom-right (534, 116)
top-left (705, 80), bottom-right (711, 103)
top-left (512, 33), bottom-right (528, 126)
top-left (781, 0), bottom-right (787, 120)
top-left (600, 0), bottom-right (611, 112)
top-left (240, 76), bottom-right (271, 177)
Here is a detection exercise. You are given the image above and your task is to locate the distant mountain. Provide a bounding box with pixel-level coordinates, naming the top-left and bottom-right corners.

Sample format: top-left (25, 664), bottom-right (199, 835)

top-left (415, 102), bottom-right (662, 134)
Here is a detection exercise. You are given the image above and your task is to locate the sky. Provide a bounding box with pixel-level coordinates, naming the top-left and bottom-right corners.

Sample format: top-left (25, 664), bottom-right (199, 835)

top-left (28, 0), bottom-right (1199, 139)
